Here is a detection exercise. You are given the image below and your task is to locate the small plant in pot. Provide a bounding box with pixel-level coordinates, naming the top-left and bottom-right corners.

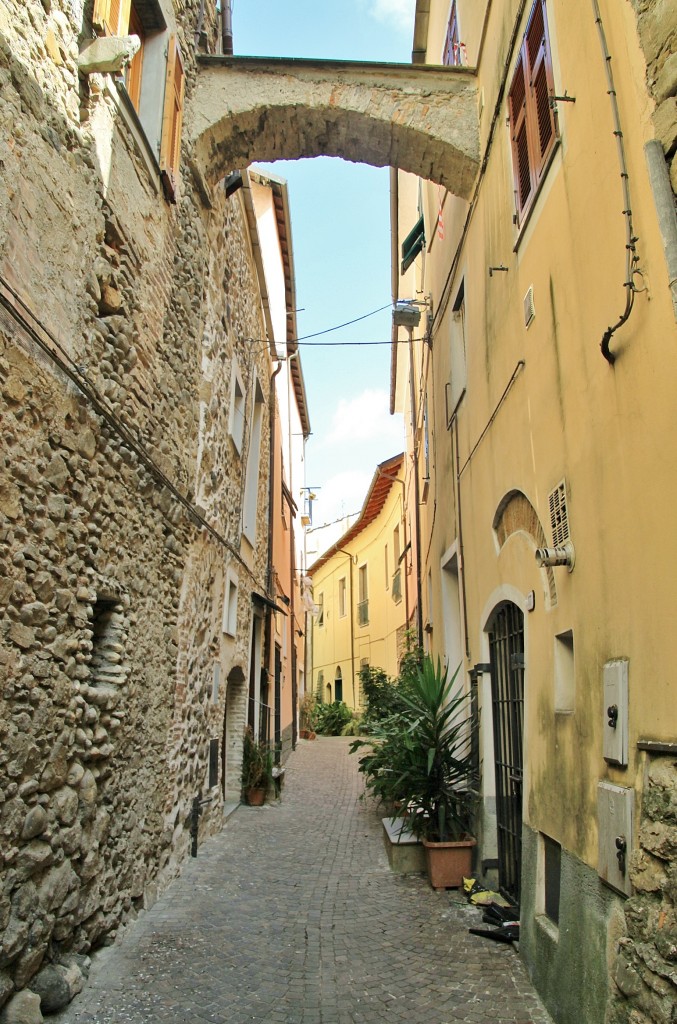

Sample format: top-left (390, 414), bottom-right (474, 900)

top-left (299, 692), bottom-right (318, 739)
top-left (241, 727), bottom-right (273, 806)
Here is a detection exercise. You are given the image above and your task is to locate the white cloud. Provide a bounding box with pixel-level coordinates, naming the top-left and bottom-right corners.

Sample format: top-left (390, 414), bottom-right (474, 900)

top-left (326, 388), bottom-right (404, 446)
top-left (363, 0), bottom-right (416, 34)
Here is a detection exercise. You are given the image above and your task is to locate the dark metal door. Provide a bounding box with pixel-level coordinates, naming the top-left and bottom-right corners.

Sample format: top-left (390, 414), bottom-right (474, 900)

top-left (488, 602), bottom-right (525, 904)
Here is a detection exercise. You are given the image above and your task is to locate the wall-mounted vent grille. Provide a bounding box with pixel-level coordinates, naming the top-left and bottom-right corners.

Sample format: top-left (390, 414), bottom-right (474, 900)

top-left (524, 286), bottom-right (535, 328)
top-left (548, 480), bottom-right (569, 546)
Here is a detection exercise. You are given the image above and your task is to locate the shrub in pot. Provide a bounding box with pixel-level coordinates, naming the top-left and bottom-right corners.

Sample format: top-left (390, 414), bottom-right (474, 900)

top-left (352, 656), bottom-right (478, 887)
top-left (241, 727), bottom-right (273, 805)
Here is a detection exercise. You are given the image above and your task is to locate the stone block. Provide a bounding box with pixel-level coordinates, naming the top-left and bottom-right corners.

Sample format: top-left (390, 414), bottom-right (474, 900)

top-left (655, 52), bottom-right (677, 104)
top-left (0, 990), bottom-right (43, 1024)
top-left (641, 821), bottom-right (677, 861)
top-left (77, 35), bottom-right (140, 75)
top-left (654, 97), bottom-right (677, 156)
top-left (382, 817), bottom-right (426, 874)
top-left (29, 961), bottom-right (83, 1014)
top-left (20, 809), bottom-right (48, 842)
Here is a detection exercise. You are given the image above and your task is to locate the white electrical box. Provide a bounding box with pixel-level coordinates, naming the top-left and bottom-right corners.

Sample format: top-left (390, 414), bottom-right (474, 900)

top-left (597, 782), bottom-right (633, 896)
top-left (603, 659), bottom-right (628, 766)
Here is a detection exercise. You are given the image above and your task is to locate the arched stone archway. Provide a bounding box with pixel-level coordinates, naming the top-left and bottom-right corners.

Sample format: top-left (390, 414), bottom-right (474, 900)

top-left (492, 489), bottom-right (557, 608)
top-left (187, 57), bottom-right (480, 197)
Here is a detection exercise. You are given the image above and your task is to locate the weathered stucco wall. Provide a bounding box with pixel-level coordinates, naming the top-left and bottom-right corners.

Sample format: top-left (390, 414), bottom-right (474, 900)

top-left (0, 0), bottom-right (270, 1012)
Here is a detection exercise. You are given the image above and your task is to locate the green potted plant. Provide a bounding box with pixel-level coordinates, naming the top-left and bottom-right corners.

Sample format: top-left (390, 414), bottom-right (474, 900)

top-left (299, 692), bottom-right (318, 740)
top-left (352, 656), bottom-right (478, 888)
top-left (241, 727), bottom-right (273, 806)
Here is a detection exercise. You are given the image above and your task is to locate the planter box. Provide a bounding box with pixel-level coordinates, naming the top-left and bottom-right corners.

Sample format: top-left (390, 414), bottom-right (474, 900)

top-left (382, 816), bottom-right (426, 874)
top-left (422, 835), bottom-right (476, 889)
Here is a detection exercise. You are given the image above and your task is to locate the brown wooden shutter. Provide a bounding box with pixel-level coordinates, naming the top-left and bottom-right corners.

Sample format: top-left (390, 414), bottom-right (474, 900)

top-left (509, 0), bottom-right (558, 223)
top-left (93, 0), bottom-right (131, 35)
top-left (92, 0), bottom-right (111, 31)
top-left (509, 54), bottom-right (533, 216)
top-left (160, 35), bottom-right (185, 203)
top-left (125, 2), bottom-right (145, 111)
top-left (526, 0), bottom-right (556, 175)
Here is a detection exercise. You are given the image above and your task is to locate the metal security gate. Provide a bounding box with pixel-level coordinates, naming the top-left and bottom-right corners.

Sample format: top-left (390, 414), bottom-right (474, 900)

top-left (488, 602), bottom-right (525, 904)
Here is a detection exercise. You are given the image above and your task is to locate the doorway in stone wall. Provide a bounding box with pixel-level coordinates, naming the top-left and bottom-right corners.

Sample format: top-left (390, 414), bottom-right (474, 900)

top-left (487, 601), bottom-right (525, 904)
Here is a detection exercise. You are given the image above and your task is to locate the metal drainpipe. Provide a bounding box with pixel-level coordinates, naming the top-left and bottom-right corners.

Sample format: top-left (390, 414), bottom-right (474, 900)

top-left (408, 327), bottom-right (424, 650)
top-left (221, 0), bottom-right (233, 55)
top-left (336, 549), bottom-right (356, 706)
top-left (286, 349), bottom-right (302, 747)
top-left (267, 360), bottom-right (283, 761)
top-left (591, 0), bottom-right (639, 364)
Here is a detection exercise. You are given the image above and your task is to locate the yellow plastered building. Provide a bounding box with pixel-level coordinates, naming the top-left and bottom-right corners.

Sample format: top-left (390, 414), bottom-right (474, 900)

top-left (308, 454), bottom-right (409, 710)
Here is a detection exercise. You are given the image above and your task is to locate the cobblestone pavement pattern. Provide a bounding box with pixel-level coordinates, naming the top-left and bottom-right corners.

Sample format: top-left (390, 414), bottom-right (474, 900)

top-left (54, 738), bottom-right (553, 1024)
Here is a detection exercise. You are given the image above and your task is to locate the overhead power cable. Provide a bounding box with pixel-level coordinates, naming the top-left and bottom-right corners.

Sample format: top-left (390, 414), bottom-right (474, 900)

top-left (294, 302), bottom-right (391, 341)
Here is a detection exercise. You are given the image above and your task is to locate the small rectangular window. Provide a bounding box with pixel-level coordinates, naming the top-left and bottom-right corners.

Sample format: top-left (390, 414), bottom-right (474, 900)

top-left (208, 738), bottom-right (219, 789)
top-left (242, 376), bottom-right (265, 544)
top-left (554, 630), bottom-right (574, 713)
top-left (543, 835), bottom-right (561, 925)
top-left (229, 361), bottom-right (245, 453)
top-left (508, 0), bottom-right (558, 224)
top-left (317, 593), bottom-right (324, 628)
top-left (222, 572), bottom-right (238, 637)
top-left (338, 577), bottom-right (347, 618)
top-left (358, 565), bottom-right (369, 626)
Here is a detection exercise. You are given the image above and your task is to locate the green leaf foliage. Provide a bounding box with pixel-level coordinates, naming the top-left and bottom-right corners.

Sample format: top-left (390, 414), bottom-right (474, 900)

top-left (350, 655), bottom-right (478, 841)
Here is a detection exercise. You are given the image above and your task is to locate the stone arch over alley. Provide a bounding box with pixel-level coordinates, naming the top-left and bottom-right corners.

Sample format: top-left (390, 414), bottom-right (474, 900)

top-left (186, 56), bottom-right (480, 198)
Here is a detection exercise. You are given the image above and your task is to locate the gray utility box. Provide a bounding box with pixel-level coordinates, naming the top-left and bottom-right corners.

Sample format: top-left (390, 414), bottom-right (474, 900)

top-left (603, 659), bottom-right (629, 767)
top-left (597, 781), bottom-right (633, 897)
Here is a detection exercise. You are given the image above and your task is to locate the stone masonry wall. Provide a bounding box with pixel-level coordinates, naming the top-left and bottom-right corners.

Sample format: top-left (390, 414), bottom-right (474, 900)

top-left (607, 756), bottom-right (677, 1024)
top-left (631, 0), bottom-right (677, 193)
top-left (0, 0), bottom-right (270, 1012)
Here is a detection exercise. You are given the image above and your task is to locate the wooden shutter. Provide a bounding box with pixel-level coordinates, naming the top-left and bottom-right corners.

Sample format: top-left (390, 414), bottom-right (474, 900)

top-left (160, 35), bottom-right (185, 203)
top-left (509, 54), bottom-right (533, 216)
top-left (125, 3), bottom-right (145, 111)
top-left (509, 0), bottom-right (558, 222)
top-left (93, 0), bottom-right (131, 35)
top-left (526, 0), bottom-right (556, 175)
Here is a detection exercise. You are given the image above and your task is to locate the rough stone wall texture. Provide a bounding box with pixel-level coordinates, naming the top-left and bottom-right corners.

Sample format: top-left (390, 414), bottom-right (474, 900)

top-left (607, 756), bottom-right (677, 1024)
top-left (631, 0), bottom-right (677, 192)
top-left (0, 0), bottom-right (270, 1010)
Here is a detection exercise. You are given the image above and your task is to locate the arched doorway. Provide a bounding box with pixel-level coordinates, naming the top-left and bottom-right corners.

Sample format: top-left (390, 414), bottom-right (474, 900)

top-left (334, 667), bottom-right (343, 704)
top-left (487, 601), bottom-right (525, 904)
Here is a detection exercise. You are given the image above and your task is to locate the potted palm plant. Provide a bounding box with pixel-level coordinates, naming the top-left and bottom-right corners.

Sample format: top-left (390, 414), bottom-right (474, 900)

top-left (352, 656), bottom-right (478, 888)
top-left (241, 727), bottom-right (273, 806)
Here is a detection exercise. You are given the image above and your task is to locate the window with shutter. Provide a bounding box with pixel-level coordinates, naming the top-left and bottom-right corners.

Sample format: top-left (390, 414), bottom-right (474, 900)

top-left (508, 0), bottom-right (558, 224)
top-left (160, 35), bottom-right (185, 204)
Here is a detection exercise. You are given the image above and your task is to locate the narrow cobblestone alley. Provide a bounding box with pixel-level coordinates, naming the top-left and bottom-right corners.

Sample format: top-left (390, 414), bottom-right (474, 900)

top-left (53, 738), bottom-right (553, 1024)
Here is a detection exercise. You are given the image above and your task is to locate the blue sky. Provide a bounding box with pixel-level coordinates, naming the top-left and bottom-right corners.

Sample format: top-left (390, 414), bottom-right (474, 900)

top-left (232, 1), bottom-right (416, 556)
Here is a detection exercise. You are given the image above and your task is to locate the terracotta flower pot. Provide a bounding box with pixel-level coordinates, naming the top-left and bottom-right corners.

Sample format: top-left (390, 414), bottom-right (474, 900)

top-left (422, 835), bottom-right (476, 889)
top-left (245, 786), bottom-right (266, 806)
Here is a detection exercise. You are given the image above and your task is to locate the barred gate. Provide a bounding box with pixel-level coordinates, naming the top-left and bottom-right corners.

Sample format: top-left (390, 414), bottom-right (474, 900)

top-left (488, 602), bottom-right (525, 904)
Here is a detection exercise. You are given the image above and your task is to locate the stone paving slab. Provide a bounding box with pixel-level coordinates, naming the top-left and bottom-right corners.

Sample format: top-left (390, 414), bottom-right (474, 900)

top-left (52, 737), bottom-right (553, 1024)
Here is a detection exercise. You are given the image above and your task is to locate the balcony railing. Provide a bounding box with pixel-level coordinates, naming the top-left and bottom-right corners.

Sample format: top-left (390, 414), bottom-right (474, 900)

top-left (357, 599), bottom-right (369, 626)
